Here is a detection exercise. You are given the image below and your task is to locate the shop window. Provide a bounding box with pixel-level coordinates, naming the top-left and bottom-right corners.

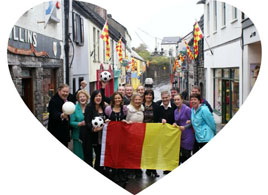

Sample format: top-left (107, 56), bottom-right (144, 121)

top-left (213, 68), bottom-right (239, 123)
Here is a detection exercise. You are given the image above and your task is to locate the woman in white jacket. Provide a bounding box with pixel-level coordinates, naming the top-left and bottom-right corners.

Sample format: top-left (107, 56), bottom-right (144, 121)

top-left (126, 93), bottom-right (144, 123)
top-left (125, 93), bottom-right (144, 178)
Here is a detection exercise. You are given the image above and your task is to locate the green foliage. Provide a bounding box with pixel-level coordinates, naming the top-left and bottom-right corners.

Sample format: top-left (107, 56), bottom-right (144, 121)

top-left (133, 44), bottom-right (170, 66)
top-left (150, 56), bottom-right (170, 66)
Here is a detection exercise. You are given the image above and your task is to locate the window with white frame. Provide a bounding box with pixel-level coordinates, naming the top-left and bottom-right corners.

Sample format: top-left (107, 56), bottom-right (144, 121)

top-left (103, 40), bottom-right (106, 62)
top-left (93, 27), bottom-right (96, 62)
top-left (97, 30), bottom-right (100, 62)
top-left (213, 1), bottom-right (217, 32)
top-left (72, 12), bottom-right (84, 46)
top-left (207, 3), bottom-right (210, 35)
top-left (222, 2), bottom-right (226, 27)
top-left (232, 7), bottom-right (238, 20)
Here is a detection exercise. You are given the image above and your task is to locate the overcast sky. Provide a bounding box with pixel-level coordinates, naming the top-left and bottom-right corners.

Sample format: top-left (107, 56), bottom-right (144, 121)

top-left (87, 0), bottom-right (204, 52)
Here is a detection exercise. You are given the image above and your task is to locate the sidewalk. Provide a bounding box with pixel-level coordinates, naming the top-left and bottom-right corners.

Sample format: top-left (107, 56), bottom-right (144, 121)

top-left (213, 113), bottom-right (223, 133)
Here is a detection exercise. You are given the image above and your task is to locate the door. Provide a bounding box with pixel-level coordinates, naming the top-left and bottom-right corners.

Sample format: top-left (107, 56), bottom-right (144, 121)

top-left (21, 78), bottom-right (33, 112)
top-left (222, 80), bottom-right (231, 124)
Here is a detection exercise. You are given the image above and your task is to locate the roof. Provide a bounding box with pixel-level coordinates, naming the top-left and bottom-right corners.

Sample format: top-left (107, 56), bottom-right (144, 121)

top-left (73, 1), bottom-right (123, 42)
top-left (131, 50), bottom-right (145, 61)
top-left (161, 37), bottom-right (181, 45)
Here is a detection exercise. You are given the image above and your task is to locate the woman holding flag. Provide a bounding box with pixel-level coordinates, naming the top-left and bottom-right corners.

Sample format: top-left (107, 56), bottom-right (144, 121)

top-left (105, 92), bottom-right (128, 187)
top-left (126, 93), bottom-right (144, 178)
top-left (143, 89), bottom-right (160, 177)
top-left (173, 94), bottom-right (195, 164)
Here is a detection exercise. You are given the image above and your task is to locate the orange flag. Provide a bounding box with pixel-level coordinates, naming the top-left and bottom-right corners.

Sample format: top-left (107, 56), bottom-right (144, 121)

top-left (116, 38), bottom-right (123, 63)
top-left (100, 21), bottom-right (110, 60)
top-left (193, 22), bottom-right (203, 58)
top-left (184, 40), bottom-right (194, 60)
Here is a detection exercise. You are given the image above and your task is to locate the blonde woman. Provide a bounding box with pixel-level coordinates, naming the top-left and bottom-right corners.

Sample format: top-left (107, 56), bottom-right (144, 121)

top-left (70, 90), bottom-right (89, 159)
top-left (126, 93), bottom-right (144, 123)
top-left (126, 93), bottom-right (144, 178)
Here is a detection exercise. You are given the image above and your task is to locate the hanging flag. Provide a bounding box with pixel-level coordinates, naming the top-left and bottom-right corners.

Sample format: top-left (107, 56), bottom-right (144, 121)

top-left (173, 58), bottom-right (180, 71)
top-left (100, 121), bottom-right (181, 170)
top-left (193, 22), bottom-right (203, 58)
top-left (131, 58), bottom-right (136, 71)
top-left (116, 38), bottom-right (123, 63)
top-left (184, 40), bottom-right (194, 60)
top-left (179, 53), bottom-right (185, 64)
top-left (100, 21), bottom-right (110, 60)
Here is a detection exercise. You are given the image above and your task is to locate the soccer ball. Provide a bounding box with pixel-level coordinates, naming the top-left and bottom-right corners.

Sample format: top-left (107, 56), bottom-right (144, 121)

top-left (91, 116), bottom-right (104, 128)
top-left (62, 101), bottom-right (75, 115)
top-left (100, 71), bottom-right (112, 82)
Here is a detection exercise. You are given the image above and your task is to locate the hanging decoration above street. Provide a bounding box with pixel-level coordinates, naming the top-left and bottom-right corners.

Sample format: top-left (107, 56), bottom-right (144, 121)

top-left (116, 37), bottom-right (123, 63)
top-left (173, 58), bottom-right (180, 71)
top-left (100, 20), bottom-right (110, 60)
top-left (193, 22), bottom-right (203, 58)
top-left (179, 53), bottom-right (185, 64)
top-left (184, 40), bottom-right (194, 60)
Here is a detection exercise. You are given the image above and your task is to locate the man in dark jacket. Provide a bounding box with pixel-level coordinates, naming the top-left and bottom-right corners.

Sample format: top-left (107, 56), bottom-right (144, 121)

top-left (157, 90), bottom-right (176, 174)
top-left (47, 84), bottom-right (72, 147)
top-left (157, 91), bottom-right (176, 124)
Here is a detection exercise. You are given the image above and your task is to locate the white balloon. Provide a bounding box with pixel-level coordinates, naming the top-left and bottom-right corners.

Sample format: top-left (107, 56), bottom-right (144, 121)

top-left (62, 101), bottom-right (75, 115)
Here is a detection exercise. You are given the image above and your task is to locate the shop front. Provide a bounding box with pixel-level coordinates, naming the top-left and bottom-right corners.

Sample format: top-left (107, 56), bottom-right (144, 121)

top-left (213, 68), bottom-right (239, 124)
top-left (8, 26), bottom-right (64, 127)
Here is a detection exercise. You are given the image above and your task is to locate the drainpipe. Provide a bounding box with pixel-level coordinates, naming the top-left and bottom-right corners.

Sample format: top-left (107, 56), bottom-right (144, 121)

top-left (64, 0), bottom-right (70, 85)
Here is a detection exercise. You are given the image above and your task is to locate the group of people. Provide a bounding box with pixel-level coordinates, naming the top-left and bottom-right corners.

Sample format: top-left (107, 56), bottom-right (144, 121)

top-left (47, 80), bottom-right (216, 188)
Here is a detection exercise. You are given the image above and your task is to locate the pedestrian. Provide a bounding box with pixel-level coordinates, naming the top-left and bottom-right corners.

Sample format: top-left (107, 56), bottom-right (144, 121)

top-left (101, 82), bottom-right (129, 105)
top-left (170, 87), bottom-right (180, 103)
top-left (181, 88), bottom-right (188, 100)
top-left (157, 91), bottom-right (176, 125)
top-left (124, 84), bottom-right (134, 105)
top-left (190, 85), bottom-right (213, 154)
top-left (70, 90), bottom-right (89, 160)
top-left (190, 93), bottom-right (216, 152)
top-left (137, 85), bottom-right (145, 102)
top-left (191, 85), bottom-right (213, 113)
top-left (47, 84), bottom-right (72, 147)
top-left (105, 92), bottom-right (128, 188)
top-left (173, 94), bottom-right (195, 164)
top-left (80, 90), bottom-right (107, 174)
top-left (143, 89), bottom-right (160, 178)
top-left (157, 90), bottom-right (176, 174)
top-left (126, 93), bottom-right (144, 178)
top-left (117, 85), bottom-right (126, 97)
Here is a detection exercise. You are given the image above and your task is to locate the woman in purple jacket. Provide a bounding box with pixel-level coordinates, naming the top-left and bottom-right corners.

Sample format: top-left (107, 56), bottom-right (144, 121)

top-left (173, 94), bottom-right (195, 164)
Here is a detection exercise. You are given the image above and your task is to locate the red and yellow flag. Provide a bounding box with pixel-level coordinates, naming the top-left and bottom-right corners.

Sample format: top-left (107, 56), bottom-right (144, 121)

top-left (100, 122), bottom-right (181, 170)
top-left (116, 38), bottom-right (123, 63)
top-left (173, 58), bottom-right (180, 71)
top-left (184, 40), bottom-right (194, 60)
top-left (193, 22), bottom-right (203, 58)
top-left (179, 53), bottom-right (185, 64)
top-left (100, 21), bottom-right (110, 60)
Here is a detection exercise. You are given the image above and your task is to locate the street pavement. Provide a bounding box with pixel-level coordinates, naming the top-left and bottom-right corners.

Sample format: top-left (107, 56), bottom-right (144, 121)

top-left (125, 170), bottom-right (165, 194)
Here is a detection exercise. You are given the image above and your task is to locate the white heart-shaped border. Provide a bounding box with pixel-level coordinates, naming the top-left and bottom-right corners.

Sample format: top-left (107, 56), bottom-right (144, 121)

top-left (0, 0), bottom-right (267, 195)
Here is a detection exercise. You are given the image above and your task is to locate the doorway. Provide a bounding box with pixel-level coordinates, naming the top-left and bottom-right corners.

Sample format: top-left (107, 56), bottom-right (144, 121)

top-left (21, 77), bottom-right (33, 112)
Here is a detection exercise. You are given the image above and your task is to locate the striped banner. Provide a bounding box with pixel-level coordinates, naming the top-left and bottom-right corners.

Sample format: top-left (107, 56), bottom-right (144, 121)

top-left (100, 121), bottom-right (181, 171)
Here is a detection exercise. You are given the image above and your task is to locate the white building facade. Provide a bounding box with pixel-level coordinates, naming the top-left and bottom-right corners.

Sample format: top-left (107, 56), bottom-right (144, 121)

top-left (203, 0), bottom-right (261, 124)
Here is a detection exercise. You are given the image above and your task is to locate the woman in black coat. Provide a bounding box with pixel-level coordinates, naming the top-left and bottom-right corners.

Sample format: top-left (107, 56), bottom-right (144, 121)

top-left (80, 90), bottom-right (107, 173)
top-left (143, 89), bottom-right (161, 178)
top-left (47, 84), bottom-right (72, 147)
